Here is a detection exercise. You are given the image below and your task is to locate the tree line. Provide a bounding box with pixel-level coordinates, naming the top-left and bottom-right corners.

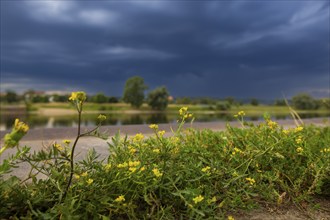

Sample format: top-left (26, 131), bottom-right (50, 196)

top-left (1, 76), bottom-right (329, 111)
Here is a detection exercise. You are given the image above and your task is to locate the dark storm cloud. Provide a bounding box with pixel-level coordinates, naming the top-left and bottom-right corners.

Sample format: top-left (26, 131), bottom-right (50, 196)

top-left (1, 0), bottom-right (329, 98)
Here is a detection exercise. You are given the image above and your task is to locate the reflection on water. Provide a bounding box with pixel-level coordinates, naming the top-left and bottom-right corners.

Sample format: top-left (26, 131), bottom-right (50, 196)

top-left (1, 112), bottom-right (329, 131)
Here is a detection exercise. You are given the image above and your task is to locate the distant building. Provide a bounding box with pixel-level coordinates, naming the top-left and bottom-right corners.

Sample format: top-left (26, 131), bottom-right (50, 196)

top-left (44, 90), bottom-right (70, 96)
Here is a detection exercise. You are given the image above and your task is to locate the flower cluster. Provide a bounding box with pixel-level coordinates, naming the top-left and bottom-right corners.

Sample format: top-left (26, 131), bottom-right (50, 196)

top-left (2, 119), bottom-right (29, 154)
top-left (267, 120), bottom-right (278, 129)
top-left (234, 111), bottom-right (245, 117)
top-left (133, 133), bottom-right (144, 142)
top-left (201, 166), bottom-right (211, 173)
top-left (320, 148), bottom-right (330, 153)
top-left (245, 177), bottom-right (256, 185)
top-left (68, 91), bottom-right (86, 102)
top-left (179, 107), bottom-right (193, 119)
top-left (114, 195), bottom-right (125, 203)
top-left (97, 114), bottom-right (107, 122)
top-left (192, 195), bottom-right (204, 204)
top-left (149, 124), bottom-right (158, 130)
top-left (152, 168), bottom-right (163, 178)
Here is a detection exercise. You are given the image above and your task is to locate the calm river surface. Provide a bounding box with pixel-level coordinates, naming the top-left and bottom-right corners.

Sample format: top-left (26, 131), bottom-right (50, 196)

top-left (1, 112), bottom-right (329, 131)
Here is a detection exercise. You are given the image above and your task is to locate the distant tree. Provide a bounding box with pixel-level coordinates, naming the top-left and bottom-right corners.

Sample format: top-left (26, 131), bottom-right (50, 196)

top-left (224, 97), bottom-right (235, 105)
top-left (274, 99), bottom-right (286, 106)
top-left (123, 76), bottom-right (147, 108)
top-left (108, 96), bottom-right (119, 103)
top-left (292, 93), bottom-right (319, 110)
top-left (92, 93), bottom-right (108, 103)
top-left (147, 86), bottom-right (169, 110)
top-left (52, 94), bottom-right (68, 102)
top-left (250, 98), bottom-right (259, 106)
top-left (175, 97), bottom-right (192, 105)
top-left (5, 90), bottom-right (18, 103)
top-left (216, 101), bottom-right (231, 111)
top-left (320, 98), bottom-right (330, 110)
top-left (225, 96), bottom-right (242, 107)
top-left (32, 95), bottom-right (49, 103)
top-left (193, 97), bottom-right (216, 105)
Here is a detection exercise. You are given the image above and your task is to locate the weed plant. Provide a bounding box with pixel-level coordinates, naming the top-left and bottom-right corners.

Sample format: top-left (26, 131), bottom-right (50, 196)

top-left (0, 92), bottom-right (329, 219)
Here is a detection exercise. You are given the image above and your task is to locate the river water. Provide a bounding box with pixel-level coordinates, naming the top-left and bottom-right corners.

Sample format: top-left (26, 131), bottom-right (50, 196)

top-left (1, 111), bottom-right (329, 131)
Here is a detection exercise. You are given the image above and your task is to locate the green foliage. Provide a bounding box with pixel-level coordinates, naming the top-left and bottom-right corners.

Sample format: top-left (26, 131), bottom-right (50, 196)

top-left (215, 101), bottom-right (231, 111)
top-left (32, 95), bottom-right (49, 103)
top-left (175, 97), bottom-right (193, 105)
top-left (250, 98), bottom-right (259, 106)
top-left (108, 96), bottom-right (119, 103)
top-left (91, 93), bottom-right (108, 103)
top-left (5, 90), bottom-right (19, 103)
top-left (1, 92), bottom-right (330, 219)
top-left (123, 76), bottom-right (147, 108)
top-left (291, 93), bottom-right (320, 110)
top-left (319, 98), bottom-right (330, 110)
top-left (274, 99), bottom-right (286, 106)
top-left (147, 86), bottom-right (170, 110)
top-left (52, 94), bottom-right (69, 102)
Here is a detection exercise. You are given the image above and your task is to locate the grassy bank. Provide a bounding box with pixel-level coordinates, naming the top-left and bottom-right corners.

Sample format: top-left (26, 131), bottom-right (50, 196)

top-left (1, 108), bottom-right (329, 219)
top-left (4, 102), bottom-right (327, 115)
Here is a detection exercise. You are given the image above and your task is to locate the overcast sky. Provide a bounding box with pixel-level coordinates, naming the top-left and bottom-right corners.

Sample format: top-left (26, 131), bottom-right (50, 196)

top-left (1, 0), bottom-right (329, 99)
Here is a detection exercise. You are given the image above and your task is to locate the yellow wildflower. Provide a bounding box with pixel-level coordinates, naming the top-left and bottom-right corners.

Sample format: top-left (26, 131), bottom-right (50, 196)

top-left (179, 107), bottom-right (188, 116)
top-left (2, 119), bottom-right (29, 152)
top-left (192, 195), bottom-right (204, 204)
top-left (74, 174), bottom-right (80, 179)
top-left (140, 166), bottom-right (146, 171)
top-left (68, 91), bottom-right (86, 102)
top-left (320, 148), bottom-right (330, 153)
top-left (69, 92), bottom-right (77, 101)
top-left (171, 137), bottom-right (180, 144)
top-left (238, 111), bottom-right (245, 116)
top-left (53, 143), bottom-right (64, 151)
top-left (117, 162), bottom-right (128, 168)
top-left (208, 196), bottom-right (217, 204)
top-left (267, 120), bottom-right (278, 129)
top-left (103, 163), bottom-right (112, 172)
top-left (232, 147), bottom-right (243, 155)
top-left (114, 195), bottom-right (125, 203)
top-left (81, 172), bottom-right (88, 177)
top-left (245, 177), bottom-right (256, 185)
top-left (296, 137), bottom-right (303, 144)
top-left (153, 148), bottom-right (160, 153)
top-left (63, 139), bottom-right (71, 144)
top-left (296, 147), bottom-right (303, 154)
top-left (86, 178), bottom-right (93, 185)
top-left (282, 129), bottom-right (290, 135)
top-left (133, 133), bottom-right (144, 142)
top-left (128, 160), bottom-right (140, 167)
top-left (201, 166), bottom-right (211, 173)
top-left (128, 146), bottom-right (137, 154)
top-left (149, 124), bottom-right (158, 130)
top-left (14, 119), bottom-right (29, 133)
top-left (158, 130), bottom-right (165, 137)
top-left (152, 168), bottom-right (163, 178)
top-left (97, 114), bottom-right (107, 122)
top-left (228, 216), bottom-right (235, 220)
top-left (295, 126), bottom-right (304, 132)
top-left (129, 167), bottom-right (137, 173)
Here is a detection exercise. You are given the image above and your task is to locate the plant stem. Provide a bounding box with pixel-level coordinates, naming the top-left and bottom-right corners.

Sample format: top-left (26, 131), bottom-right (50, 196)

top-left (62, 110), bottom-right (82, 200)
